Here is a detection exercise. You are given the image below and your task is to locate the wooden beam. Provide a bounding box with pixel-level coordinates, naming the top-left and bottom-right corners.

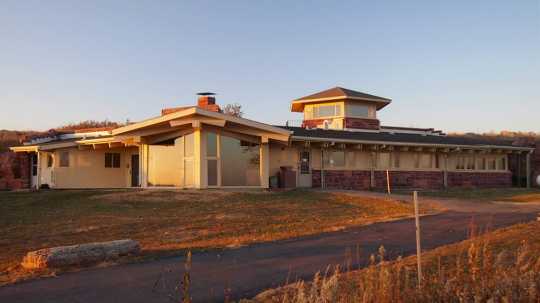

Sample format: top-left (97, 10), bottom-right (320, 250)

top-left (224, 124), bottom-right (289, 142)
top-left (145, 129), bottom-right (194, 145)
top-left (78, 145), bottom-right (92, 151)
top-left (117, 125), bottom-right (178, 138)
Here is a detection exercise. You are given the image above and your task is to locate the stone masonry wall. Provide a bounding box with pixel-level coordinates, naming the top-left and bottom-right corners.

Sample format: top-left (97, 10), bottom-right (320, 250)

top-left (343, 118), bottom-right (380, 130)
top-left (312, 169), bottom-right (512, 190)
top-left (0, 152), bottom-right (30, 190)
top-left (374, 171), bottom-right (444, 190)
top-left (447, 172), bottom-right (512, 188)
top-left (312, 170), bottom-right (371, 190)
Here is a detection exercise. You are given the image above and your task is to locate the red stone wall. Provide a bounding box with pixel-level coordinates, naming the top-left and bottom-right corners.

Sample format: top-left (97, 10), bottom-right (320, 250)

top-left (0, 152), bottom-right (30, 190)
top-left (374, 171), bottom-right (444, 190)
top-left (312, 169), bottom-right (512, 190)
top-left (302, 118), bottom-right (381, 130)
top-left (302, 119), bottom-right (327, 129)
top-left (447, 172), bottom-right (512, 188)
top-left (343, 118), bottom-right (380, 130)
top-left (312, 170), bottom-right (371, 190)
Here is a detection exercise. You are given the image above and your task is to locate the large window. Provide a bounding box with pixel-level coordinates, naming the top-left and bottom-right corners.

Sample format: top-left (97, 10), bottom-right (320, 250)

top-left (147, 136), bottom-right (185, 187)
top-left (221, 135), bottom-right (260, 186)
top-left (105, 153), bottom-right (120, 168)
top-left (59, 151), bottom-right (69, 167)
top-left (312, 104), bottom-right (342, 119)
top-left (347, 104), bottom-right (370, 118)
top-left (377, 152), bottom-right (391, 169)
top-left (206, 132), bottom-right (219, 186)
top-left (324, 150), bottom-right (346, 168)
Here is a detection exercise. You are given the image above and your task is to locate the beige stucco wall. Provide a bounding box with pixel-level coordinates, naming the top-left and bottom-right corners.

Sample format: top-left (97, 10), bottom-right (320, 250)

top-left (269, 144), bottom-right (298, 177)
top-left (51, 147), bottom-right (138, 188)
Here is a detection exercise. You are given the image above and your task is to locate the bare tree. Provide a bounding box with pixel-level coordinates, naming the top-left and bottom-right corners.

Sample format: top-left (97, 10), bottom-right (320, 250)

top-left (222, 103), bottom-right (244, 118)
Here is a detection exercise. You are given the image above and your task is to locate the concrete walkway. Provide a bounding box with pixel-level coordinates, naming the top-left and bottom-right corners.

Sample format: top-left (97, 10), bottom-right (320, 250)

top-left (1, 194), bottom-right (539, 303)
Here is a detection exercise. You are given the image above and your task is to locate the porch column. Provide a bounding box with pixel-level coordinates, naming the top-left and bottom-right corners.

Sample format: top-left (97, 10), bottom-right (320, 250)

top-left (194, 128), bottom-right (204, 189)
top-left (370, 151), bottom-right (376, 189)
top-left (140, 144), bottom-right (149, 188)
top-left (526, 151), bottom-right (531, 189)
top-left (36, 151), bottom-right (41, 190)
top-left (443, 154), bottom-right (448, 189)
top-left (260, 143), bottom-right (270, 188)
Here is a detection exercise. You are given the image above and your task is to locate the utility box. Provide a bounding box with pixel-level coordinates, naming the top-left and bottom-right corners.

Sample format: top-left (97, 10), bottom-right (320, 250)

top-left (279, 166), bottom-right (297, 188)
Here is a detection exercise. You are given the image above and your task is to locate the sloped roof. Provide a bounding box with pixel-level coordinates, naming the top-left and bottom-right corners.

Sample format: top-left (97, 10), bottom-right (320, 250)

top-left (280, 126), bottom-right (532, 150)
top-left (291, 87), bottom-right (391, 112)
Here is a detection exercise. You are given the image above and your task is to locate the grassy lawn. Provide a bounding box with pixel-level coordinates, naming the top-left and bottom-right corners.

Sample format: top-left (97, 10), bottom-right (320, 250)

top-left (252, 220), bottom-right (540, 302)
top-left (409, 188), bottom-right (540, 203)
top-left (0, 189), bottom-right (430, 285)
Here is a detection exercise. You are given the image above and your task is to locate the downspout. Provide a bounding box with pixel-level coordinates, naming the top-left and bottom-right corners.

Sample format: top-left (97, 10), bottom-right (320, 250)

top-left (36, 151), bottom-right (41, 190)
top-left (443, 153), bottom-right (448, 189)
top-left (321, 147), bottom-right (325, 189)
top-left (526, 151), bottom-right (532, 189)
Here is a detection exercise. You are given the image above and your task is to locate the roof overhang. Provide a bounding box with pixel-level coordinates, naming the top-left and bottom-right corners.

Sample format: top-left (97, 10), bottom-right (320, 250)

top-left (10, 145), bottom-right (39, 153)
top-left (291, 135), bottom-right (535, 152)
top-left (113, 107), bottom-right (292, 143)
top-left (291, 97), bottom-right (392, 112)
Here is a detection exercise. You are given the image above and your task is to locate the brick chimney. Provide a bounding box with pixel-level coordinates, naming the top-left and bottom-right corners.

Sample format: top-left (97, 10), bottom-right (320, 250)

top-left (161, 92), bottom-right (222, 116)
top-left (197, 92), bottom-right (221, 112)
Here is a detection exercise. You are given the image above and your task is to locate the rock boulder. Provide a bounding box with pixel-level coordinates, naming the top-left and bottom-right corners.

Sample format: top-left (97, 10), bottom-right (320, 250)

top-left (21, 239), bottom-right (140, 269)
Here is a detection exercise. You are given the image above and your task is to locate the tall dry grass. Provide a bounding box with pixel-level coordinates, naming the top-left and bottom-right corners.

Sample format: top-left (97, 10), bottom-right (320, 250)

top-left (254, 241), bottom-right (540, 303)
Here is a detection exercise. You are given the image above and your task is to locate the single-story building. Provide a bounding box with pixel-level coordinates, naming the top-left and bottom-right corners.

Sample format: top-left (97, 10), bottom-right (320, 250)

top-left (9, 87), bottom-right (535, 190)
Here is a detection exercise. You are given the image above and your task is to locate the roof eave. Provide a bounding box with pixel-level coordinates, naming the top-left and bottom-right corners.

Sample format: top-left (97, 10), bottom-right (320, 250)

top-left (290, 135), bottom-right (534, 152)
top-left (291, 97), bottom-right (392, 112)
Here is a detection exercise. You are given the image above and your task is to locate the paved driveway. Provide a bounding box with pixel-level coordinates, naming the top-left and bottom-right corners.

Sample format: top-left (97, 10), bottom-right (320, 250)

top-left (1, 192), bottom-right (539, 303)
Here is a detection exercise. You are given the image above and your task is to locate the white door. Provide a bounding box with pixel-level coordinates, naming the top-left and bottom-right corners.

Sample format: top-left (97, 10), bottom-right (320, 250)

top-left (30, 153), bottom-right (38, 189)
top-left (298, 150), bottom-right (312, 187)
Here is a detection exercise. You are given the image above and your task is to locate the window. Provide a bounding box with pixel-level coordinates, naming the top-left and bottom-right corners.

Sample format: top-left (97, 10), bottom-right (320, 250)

top-left (377, 152), bottom-right (391, 169)
top-left (207, 132), bottom-right (217, 157)
top-left (105, 153), bottom-right (120, 168)
top-left (207, 159), bottom-right (218, 186)
top-left (59, 151), bottom-right (69, 167)
top-left (498, 157), bottom-right (506, 170)
top-left (300, 151), bottom-right (310, 174)
top-left (418, 154), bottom-right (433, 169)
top-left (347, 104), bottom-right (370, 118)
top-left (324, 150), bottom-right (345, 168)
top-left (313, 104), bottom-right (341, 118)
top-left (455, 156), bottom-right (466, 170)
top-left (478, 157), bottom-right (486, 170)
top-left (47, 155), bottom-right (53, 167)
top-left (488, 158), bottom-right (496, 170)
top-left (393, 152), bottom-right (400, 168)
top-left (466, 157), bottom-right (475, 170)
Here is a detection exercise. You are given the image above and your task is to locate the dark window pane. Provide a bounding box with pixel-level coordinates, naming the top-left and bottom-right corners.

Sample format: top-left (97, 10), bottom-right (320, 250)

top-left (207, 159), bottom-right (218, 186)
top-left (105, 153), bottom-right (112, 168)
top-left (60, 152), bottom-right (69, 167)
top-left (207, 132), bottom-right (217, 157)
top-left (113, 153), bottom-right (121, 168)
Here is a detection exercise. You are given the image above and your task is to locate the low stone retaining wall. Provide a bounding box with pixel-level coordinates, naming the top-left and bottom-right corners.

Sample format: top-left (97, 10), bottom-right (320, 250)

top-left (21, 239), bottom-right (140, 269)
top-left (312, 170), bottom-right (512, 190)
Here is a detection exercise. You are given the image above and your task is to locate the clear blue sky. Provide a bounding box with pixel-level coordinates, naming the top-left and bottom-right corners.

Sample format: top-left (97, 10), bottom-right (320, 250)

top-left (1, 0), bottom-right (538, 133)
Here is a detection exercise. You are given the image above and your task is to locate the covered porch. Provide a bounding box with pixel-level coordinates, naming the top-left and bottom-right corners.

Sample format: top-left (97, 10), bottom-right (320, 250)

top-left (112, 107), bottom-right (291, 189)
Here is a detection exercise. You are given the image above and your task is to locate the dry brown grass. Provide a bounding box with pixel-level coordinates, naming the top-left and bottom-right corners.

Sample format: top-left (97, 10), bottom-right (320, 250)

top-left (249, 221), bottom-right (540, 303)
top-left (0, 189), bottom-right (429, 286)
